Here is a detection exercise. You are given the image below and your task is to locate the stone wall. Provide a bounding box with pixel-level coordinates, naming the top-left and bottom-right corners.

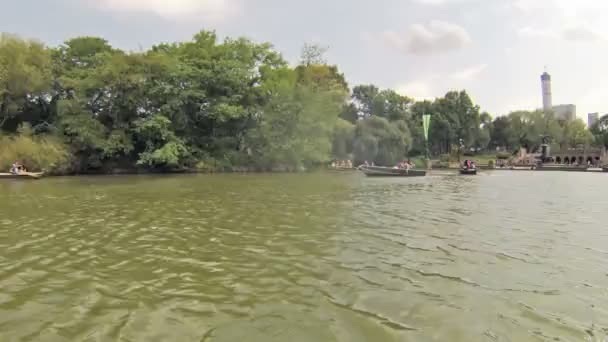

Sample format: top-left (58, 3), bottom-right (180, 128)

top-left (551, 147), bottom-right (606, 166)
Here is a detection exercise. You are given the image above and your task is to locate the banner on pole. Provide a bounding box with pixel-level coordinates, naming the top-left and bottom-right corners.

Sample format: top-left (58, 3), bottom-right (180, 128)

top-left (423, 114), bottom-right (431, 141)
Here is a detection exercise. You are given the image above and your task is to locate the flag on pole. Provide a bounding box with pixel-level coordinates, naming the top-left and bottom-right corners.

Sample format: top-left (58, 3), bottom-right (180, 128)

top-left (423, 114), bottom-right (431, 141)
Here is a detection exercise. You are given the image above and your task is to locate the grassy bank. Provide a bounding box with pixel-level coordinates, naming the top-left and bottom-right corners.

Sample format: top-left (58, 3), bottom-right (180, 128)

top-left (0, 132), bottom-right (70, 174)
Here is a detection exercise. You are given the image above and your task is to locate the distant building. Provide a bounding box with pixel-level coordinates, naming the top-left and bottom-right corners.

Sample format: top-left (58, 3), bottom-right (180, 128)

top-left (588, 113), bottom-right (600, 127)
top-left (540, 71), bottom-right (576, 121)
top-left (552, 104), bottom-right (576, 121)
top-left (541, 72), bottom-right (553, 112)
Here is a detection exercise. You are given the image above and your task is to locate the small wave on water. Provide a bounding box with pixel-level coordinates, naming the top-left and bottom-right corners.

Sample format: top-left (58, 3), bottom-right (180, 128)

top-left (0, 172), bottom-right (607, 341)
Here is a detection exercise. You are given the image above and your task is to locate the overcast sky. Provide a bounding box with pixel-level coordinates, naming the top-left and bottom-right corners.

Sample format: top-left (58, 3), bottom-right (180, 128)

top-left (2, 0), bottom-right (607, 118)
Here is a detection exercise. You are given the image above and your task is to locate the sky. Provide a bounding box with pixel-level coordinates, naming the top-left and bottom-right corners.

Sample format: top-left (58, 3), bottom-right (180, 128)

top-left (2, 0), bottom-right (608, 119)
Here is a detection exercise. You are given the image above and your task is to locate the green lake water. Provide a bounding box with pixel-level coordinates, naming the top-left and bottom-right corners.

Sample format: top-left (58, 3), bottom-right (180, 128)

top-left (0, 171), bottom-right (607, 341)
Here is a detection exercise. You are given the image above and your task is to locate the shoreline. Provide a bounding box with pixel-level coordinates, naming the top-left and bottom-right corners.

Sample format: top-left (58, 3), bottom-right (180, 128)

top-left (33, 165), bottom-right (608, 177)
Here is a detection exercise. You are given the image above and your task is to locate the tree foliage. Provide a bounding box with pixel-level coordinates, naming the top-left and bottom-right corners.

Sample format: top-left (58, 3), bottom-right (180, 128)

top-left (300, 43), bottom-right (329, 66)
top-left (245, 65), bottom-right (344, 169)
top-left (354, 116), bottom-right (412, 165)
top-left (590, 114), bottom-right (608, 149)
top-left (0, 34), bottom-right (53, 132)
top-left (0, 32), bottom-right (601, 173)
top-left (493, 110), bottom-right (593, 152)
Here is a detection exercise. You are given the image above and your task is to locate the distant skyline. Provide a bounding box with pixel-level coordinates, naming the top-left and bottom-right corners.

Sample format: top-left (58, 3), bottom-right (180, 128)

top-left (2, 0), bottom-right (608, 118)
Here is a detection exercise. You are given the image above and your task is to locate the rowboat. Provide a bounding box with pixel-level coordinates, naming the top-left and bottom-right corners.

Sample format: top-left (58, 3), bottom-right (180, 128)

top-left (0, 172), bottom-right (45, 180)
top-left (360, 166), bottom-right (426, 177)
top-left (459, 168), bottom-right (477, 175)
top-left (509, 166), bottom-right (535, 171)
top-left (329, 167), bottom-right (357, 172)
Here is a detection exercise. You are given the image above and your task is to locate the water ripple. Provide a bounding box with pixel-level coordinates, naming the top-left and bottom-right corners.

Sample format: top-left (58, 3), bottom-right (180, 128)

top-left (0, 172), bottom-right (606, 341)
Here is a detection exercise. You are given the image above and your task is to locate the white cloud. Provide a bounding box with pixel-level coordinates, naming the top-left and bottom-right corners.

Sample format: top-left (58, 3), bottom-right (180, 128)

top-left (382, 21), bottom-right (472, 55)
top-left (497, 96), bottom-right (541, 115)
top-left (535, 0), bottom-right (608, 16)
top-left (91, 0), bottom-right (238, 20)
top-left (562, 26), bottom-right (603, 42)
top-left (518, 25), bottom-right (605, 43)
top-left (511, 0), bottom-right (549, 13)
top-left (513, 1), bottom-right (608, 34)
top-left (518, 27), bottom-right (557, 39)
top-left (450, 64), bottom-right (488, 81)
top-left (396, 80), bottom-right (436, 100)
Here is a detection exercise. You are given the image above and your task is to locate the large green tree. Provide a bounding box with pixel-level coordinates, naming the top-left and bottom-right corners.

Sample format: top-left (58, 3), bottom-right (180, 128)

top-left (246, 67), bottom-right (343, 169)
top-left (591, 114), bottom-right (608, 149)
top-left (353, 116), bottom-right (412, 165)
top-left (490, 116), bottom-right (513, 150)
top-left (560, 119), bottom-right (593, 148)
top-left (434, 90), bottom-right (480, 148)
top-left (0, 34), bottom-right (53, 132)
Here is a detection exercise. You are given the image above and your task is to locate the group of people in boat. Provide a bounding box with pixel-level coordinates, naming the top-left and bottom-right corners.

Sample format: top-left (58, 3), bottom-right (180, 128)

top-left (9, 161), bottom-right (28, 175)
top-left (331, 160), bottom-right (353, 169)
top-left (462, 159), bottom-right (477, 170)
top-left (359, 160), bottom-right (415, 169)
top-left (394, 160), bottom-right (416, 170)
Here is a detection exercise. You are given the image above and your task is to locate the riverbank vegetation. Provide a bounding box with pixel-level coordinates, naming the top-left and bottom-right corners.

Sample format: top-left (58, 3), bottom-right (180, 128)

top-left (0, 124), bottom-right (70, 172)
top-left (0, 32), bottom-right (604, 173)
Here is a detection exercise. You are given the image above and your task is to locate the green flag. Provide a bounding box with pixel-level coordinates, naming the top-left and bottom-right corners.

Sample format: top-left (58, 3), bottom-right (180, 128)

top-left (423, 114), bottom-right (431, 141)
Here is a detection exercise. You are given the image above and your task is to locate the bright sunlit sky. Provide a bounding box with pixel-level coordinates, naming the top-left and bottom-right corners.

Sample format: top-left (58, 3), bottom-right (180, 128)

top-left (2, 0), bottom-right (607, 118)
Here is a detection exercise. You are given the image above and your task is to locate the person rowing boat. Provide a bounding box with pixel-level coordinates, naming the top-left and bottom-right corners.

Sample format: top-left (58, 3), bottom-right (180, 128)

top-left (460, 159), bottom-right (477, 175)
top-left (10, 161), bottom-right (27, 175)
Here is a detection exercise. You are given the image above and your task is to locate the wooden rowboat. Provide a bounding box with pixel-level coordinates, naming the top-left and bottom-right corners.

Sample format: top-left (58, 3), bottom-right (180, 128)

top-left (329, 167), bottom-right (357, 172)
top-left (0, 172), bottom-right (45, 180)
top-left (459, 168), bottom-right (477, 175)
top-left (360, 166), bottom-right (426, 177)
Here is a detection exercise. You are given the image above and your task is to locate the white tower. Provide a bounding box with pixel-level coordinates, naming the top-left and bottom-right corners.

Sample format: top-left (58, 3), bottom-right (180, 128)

top-left (541, 71), bottom-right (552, 112)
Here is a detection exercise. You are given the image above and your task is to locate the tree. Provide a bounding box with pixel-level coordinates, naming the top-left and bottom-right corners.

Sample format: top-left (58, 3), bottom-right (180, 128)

top-left (434, 90), bottom-right (480, 148)
top-left (490, 116), bottom-right (513, 150)
top-left (246, 67), bottom-right (343, 169)
top-left (339, 102), bottom-right (359, 124)
top-left (375, 90), bottom-right (412, 122)
top-left (492, 109), bottom-right (596, 154)
top-left (351, 85), bottom-right (380, 118)
top-left (295, 64), bottom-right (349, 94)
top-left (473, 112), bottom-right (492, 151)
top-left (300, 43), bottom-right (329, 66)
top-left (590, 114), bottom-right (608, 149)
top-left (0, 34), bottom-right (53, 132)
top-left (134, 114), bottom-right (188, 168)
top-left (353, 116), bottom-right (412, 165)
top-left (560, 119), bottom-right (593, 148)
top-left (537, 111), bottom-right (563, 148)
top-left (507, 110), bottom-right (539, 150)
top-left (332, 118), bottom-right (355, 159)
top-left (53, 38), bottom-right (140, 168)
top-left (350, 85), bottom-right (411, 121)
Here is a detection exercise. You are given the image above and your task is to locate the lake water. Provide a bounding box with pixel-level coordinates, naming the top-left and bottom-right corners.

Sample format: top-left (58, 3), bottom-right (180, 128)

top-left (0, 171), bottom-right (607, 341)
